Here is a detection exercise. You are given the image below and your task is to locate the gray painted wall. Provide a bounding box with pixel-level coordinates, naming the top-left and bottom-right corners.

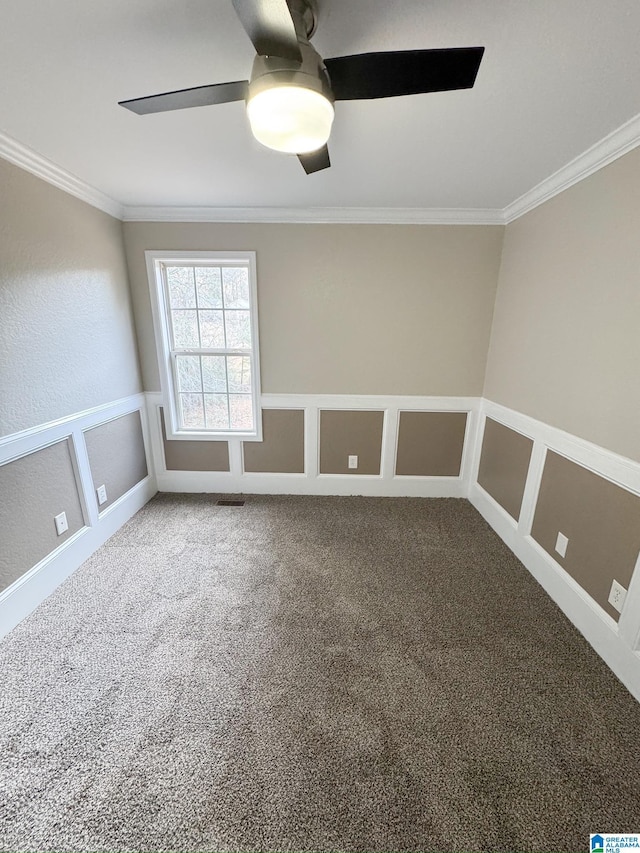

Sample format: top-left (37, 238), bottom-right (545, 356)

top-left (319, 410), bottom-right (384, 475)
top-left (0, 440), bottom-right (84, 593)
top-left (243, 409), bottom-right (305, 474)
top-left (84, 411), bottom-right (148, 510)
top-left (123, 221), bottom-right (504, 397)
top-left (395, 411), bottom-right (467, 477)
top-left (477, 419), bottom-right (533, 521)
top-left (0, 157), bottom-right (142, 437)
top-left (531, 451), bottom-right (640, 621)
top-left (0, 159), bottom-right (149, 597)
top-left (484, 146), bottom-right (640, 463)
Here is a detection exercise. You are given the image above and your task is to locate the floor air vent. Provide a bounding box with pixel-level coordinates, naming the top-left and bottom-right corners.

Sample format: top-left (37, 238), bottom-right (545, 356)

top-left (216, 499), bottom-right (245, 507)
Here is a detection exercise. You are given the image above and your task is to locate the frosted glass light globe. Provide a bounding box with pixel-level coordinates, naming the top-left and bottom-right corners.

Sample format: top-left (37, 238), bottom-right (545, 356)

top-left (247, 85), bottom-right (334, 154)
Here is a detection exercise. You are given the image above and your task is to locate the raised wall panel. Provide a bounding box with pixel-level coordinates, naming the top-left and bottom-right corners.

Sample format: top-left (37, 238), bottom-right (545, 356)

top-left (531, 451), bottom-right (640, 621)
top-left (161, 409), bottom-right (229, 472)
top-left (395, 411), bottom-right (467, 477)
top-left (0, 440), bottom-right (84, 593)
top-left (243, 409), bottom-right (304, 474)
top-left (319, 410), bottom-right (384, 475)
top-left (477, 418), bottom-right (533, 521)
top-left (84, 411), bottom-right (148, 510)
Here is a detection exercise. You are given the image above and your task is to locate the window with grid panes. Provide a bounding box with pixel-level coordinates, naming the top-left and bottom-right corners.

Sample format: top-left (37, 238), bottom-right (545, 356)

top-left (146, 251), bottom-right (262, 440)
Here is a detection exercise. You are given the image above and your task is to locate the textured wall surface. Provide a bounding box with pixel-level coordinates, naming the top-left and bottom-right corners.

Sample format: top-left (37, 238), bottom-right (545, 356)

top-left (0, 440), bottom-right (84, 592)
top-left (484, 146), bottom-right (640, 462)
top-left (84, 411), bottom-right (148, 510)
top-left (123, 221), bottom-right (503, 397)
top-left (0, 158), bottom-right (142, 436)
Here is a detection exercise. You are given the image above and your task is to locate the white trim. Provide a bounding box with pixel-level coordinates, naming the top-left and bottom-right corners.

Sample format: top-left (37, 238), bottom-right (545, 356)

top-left (619, 551), bottom-right (640, 650)
top-left (0, 130), bottom-right (123, 220)
top-left (3, 110), bottom-right (640, 226)
top-left (144, 250), bottom-right (263, 442)
top-left (503, 111), bottom-right (640, 223)
top-left (155, 469), bottom-right (467, 498)
top-left (482, 399), bottom-right (640, 496)
top-left (145, 391), bottom-right (478, 497)
top-left (122, 206), bottom-right (504, 225)
top-left (0, 394), bottom-right (157, 637)
top-left (470, 481), bottom-right (640, 703)
top-left (262, 393), bottom-right (478, 411)
top-left (472, 399), bottom-right (640, 701)
top-left (0, 393), bottom-right (147, 465)
top-left (517, 441), bottom-right (547, 537)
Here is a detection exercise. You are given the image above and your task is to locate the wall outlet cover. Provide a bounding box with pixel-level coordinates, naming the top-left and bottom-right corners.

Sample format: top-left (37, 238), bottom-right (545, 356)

top-left (54, 511), bottom-right (68, 536)
top-left (97, 484), bottom-right (108, 506)
top-left (555, 531), bottom-right (569, 558)
top-left (608, 579), bottom-right (627, 613)
top-left (348, 455), bottom-right (358, 469)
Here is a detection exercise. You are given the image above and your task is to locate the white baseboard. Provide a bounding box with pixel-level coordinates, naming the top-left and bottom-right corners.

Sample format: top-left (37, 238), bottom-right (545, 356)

top-left (0, 476), bottom-right (156, 639)
top-left (469, 481), bottom-right (640, 703)
top-left (156, 470), bottom-right (468, 498)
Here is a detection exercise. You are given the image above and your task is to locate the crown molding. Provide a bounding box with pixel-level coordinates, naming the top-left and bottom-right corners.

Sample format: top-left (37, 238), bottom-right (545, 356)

top-left (121, 205), bottom-right (505, 225)
top-left (3, 109), bottom-right (640, 227)
top-left (0, 130), bottom-right (123, 220)
top-left (503, 111), bottom-right (640, 223)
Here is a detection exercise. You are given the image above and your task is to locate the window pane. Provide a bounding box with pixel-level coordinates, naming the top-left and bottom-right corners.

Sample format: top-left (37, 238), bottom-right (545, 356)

top-left (225, 310), bottom-right (251, 349)
top-left (222, 267), bottom-right (250, 309)
top-left (176, 355), bottom-right (202, 392)
top-left (229, 394), bottom-right (253, 430)
top-left (202, 356), bottom-right (227, 392)
top-left (180, 393), bottom-right (205, 428)
top-left (167, 266), bottom-right (196, 308)
top-left (172, 310), bottom-right (199, 348)
top-left (204, 394), bottom-right (230, 430)
top-left (227, 356), bottom-right (251, 393)
top-left (199, 310), bottom-right (225, 348)
top-left (195, 267), bottom-right (222, 308)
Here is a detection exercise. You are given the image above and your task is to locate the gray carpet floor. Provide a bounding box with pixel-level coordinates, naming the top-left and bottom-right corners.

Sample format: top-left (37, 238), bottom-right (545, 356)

top-left (1, 494), bottom-right (639, 853)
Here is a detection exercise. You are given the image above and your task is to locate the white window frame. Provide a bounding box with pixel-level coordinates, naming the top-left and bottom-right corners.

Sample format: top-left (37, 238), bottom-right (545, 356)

top-left (145, 250), bottom-right (262, 441)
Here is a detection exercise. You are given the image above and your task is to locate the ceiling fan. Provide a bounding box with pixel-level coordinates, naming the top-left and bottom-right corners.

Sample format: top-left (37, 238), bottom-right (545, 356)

top-left (119, 0), bottom-right (484, 174)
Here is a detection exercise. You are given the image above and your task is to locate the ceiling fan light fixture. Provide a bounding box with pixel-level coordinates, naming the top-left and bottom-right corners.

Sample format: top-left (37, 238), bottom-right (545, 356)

top-left (247, 84), bottom-right (334, 154)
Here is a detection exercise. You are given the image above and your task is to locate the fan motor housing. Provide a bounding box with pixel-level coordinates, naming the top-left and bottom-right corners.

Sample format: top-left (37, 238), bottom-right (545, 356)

top-left (248, 42), bottom-right (333, 104)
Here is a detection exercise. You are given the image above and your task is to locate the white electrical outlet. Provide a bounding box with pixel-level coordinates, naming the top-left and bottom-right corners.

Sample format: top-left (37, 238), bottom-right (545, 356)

top-left (54, 511), bottom-right (68, 536)
top-left (96, 484), bottom-right (108, 506)
top-left (608, 579), bottom-right (627, 613)
top-left (348, 455), bottom-right (358, 469)
top-left (555, 531), bottom-right (569, 558)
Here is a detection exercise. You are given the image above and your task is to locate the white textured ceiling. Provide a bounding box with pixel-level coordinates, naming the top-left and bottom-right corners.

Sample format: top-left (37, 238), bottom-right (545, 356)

top-left (1, 0), bottom-right (640, 211)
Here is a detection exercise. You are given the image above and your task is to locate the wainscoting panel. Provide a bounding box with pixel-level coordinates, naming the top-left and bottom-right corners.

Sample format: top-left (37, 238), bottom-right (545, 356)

top-left (0, 394), bottom-right (156, 638)
top-left (84, 410), bottom-right (148, 512)
top-left (396, 411), bottom-right (468, 477)
top-left (476, 417), bottom-right (534, 521)
top-left (469, 399), bottom-right (640, 702)
top-left (148, 393), bottom-right (481, 497)
top-left (243, 409), bottom-right (305, 474)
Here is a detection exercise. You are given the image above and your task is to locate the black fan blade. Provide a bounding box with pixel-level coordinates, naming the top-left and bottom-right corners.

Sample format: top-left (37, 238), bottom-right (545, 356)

top-left (298, 145), bottom-right (330, 174)
top-left (232, 0), bottom-right (301, 62)
top-left (325, 47), bottom-right (484, 101)
top-left (119, 80), bottom-right (248, 115)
